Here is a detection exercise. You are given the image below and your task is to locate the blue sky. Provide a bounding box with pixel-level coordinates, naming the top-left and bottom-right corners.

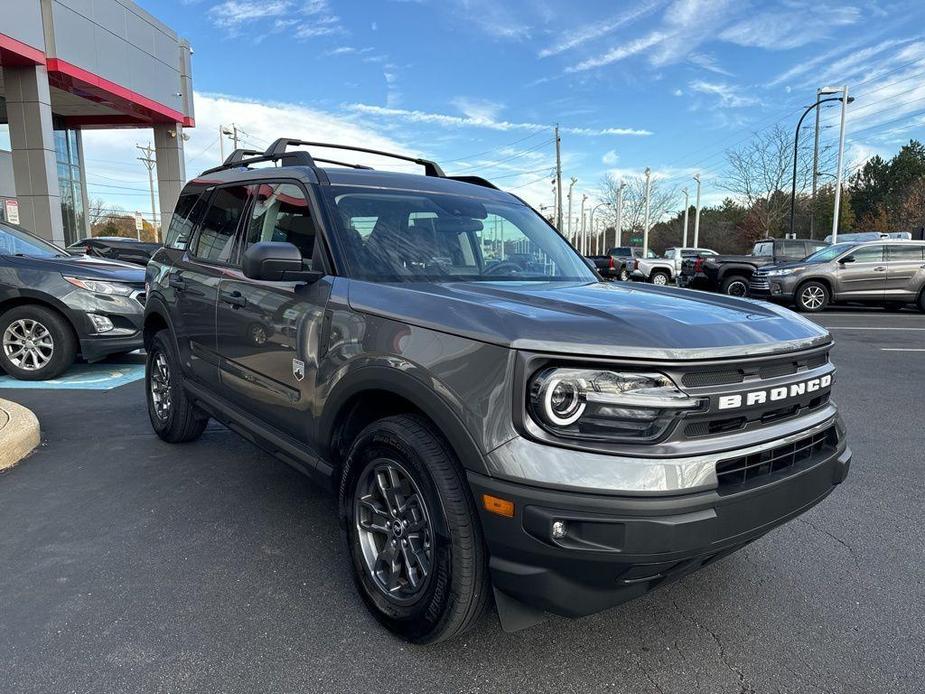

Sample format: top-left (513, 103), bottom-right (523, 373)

top-left (81, 0), bottom-right (925, 222)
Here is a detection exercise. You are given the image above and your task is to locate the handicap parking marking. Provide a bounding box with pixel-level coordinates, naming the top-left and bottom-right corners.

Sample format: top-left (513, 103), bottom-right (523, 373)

top-left (0, 362), bottom-right (145, 390)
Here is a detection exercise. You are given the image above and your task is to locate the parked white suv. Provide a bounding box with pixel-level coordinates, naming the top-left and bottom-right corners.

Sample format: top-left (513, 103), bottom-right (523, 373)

top-left (665, 247), bottom-right (718, 275)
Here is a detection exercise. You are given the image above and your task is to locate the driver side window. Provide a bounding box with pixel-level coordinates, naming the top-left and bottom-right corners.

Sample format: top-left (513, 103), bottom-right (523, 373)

top-left (243, 183), bottom-right (317, 266)
top-left (849, 246), bottom-right (884, 263)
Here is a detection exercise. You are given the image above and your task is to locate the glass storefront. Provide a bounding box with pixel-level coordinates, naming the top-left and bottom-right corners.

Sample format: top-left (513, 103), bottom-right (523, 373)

top-left (53, 127), bottom-right (86, 245)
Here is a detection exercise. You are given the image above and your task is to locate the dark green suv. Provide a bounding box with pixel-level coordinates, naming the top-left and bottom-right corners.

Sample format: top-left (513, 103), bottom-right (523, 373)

top-left (143, 140), bottom-right (851, 643)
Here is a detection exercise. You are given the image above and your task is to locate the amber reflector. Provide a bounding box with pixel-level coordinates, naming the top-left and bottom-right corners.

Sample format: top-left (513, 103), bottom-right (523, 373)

top-left (482, 494), bottom-right (515, 518)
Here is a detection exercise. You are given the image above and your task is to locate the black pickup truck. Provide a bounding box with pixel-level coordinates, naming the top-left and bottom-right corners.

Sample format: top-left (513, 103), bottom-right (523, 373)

top-left (679, 238), bottom-right (828, 296)
top-left (586, 247), bottom-right (656, 281)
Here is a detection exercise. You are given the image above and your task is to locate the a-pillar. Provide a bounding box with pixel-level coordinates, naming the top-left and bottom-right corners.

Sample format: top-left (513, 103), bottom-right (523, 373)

top-left (153, 124), bottom-right (187, 240)
top-left (4, 64), bottom-right (65, 244)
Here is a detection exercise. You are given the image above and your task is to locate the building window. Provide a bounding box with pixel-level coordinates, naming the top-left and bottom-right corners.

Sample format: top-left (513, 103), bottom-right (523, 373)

top-left (53, 127), bottom-right (86, 245)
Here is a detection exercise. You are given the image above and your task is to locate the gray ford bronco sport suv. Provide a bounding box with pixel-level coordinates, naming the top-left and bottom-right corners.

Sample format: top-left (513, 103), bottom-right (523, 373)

top-left (143, 139), bottom-right (851, 644)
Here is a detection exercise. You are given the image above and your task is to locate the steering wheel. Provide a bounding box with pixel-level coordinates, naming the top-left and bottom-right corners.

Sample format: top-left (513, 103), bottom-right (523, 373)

top-left (483, 262), bottom-right (522, 276)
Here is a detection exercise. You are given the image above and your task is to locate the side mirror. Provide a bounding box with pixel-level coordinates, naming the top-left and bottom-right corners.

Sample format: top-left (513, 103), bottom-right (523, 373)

top-left (839, 255), bottom-right (855, 264)
top-left (242, 242), bottom-right (322, 283)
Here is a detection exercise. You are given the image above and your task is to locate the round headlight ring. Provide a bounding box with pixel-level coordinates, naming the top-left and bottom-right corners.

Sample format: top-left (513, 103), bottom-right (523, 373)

top-left (541, 376), bottom-right (586, 426)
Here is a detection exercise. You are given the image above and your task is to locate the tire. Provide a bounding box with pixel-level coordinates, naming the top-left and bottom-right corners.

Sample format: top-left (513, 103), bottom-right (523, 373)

top-left (795, 281), bottom-right (830, 313)
top-left (146, 329), bottom-right (208, 443)
top-left (339, 414), bottom-right (490, 644)
top-left (918, 290), bottom-right (925, 313)
top-left (721, 275), bottom-right (749, 297)
top-left (619, 267), bottom-right (630, 281)
top-left (0, 305), bottom-right (76, 381)
top-left (649, 271), bottom-right (670, 286)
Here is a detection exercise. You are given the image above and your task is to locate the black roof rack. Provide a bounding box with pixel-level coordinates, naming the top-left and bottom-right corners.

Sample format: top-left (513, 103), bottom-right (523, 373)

top-left (264, 138), bottom-right (446, 177)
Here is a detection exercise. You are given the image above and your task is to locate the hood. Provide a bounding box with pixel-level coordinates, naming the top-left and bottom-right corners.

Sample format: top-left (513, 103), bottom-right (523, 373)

top-left (347, 280), bottom-right (830, 360)
top-left (6, 253), bottom-right (145, 283)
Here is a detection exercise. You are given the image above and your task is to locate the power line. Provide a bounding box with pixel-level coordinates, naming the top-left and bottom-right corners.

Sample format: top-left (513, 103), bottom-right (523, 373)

top-left (450, 138), bottom-right (556, 174)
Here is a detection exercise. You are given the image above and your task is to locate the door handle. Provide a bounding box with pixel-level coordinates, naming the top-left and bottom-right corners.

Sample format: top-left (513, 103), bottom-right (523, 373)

top-left (220, 290), bottom-right (247, 308)
top-left (874, 266), bottom-right (887, 272)
top-left (168, 274), bottom-right (187, 290)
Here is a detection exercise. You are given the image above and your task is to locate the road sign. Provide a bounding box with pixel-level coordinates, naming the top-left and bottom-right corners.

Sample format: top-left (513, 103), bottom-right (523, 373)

top-left (134, 212), bottom-right (143, 233)
top-left (5, 199), bottom-right (20, 225)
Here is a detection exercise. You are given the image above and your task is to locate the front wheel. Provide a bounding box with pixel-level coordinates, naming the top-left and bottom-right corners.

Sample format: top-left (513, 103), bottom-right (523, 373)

top-left (721, 275), bottom-right (749, 297)
top-left (0, 305), bottom-right (76, 380)
top-left (340, 414), bottom-right (490, 644)
top-left (146, 330), bottom-right (208, 442)
top-left (649, 271), bottom-right (670, 286)
top-left (619, 268), bottom-right (630, 281)
top-left (795, 281), bottom-right (830, 313)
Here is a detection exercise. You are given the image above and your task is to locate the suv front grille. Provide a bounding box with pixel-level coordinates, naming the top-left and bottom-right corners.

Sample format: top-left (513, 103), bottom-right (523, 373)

top-left (684, 393), bottom-right (830, 438)
top-left (715, 425), bottom-right (837, 489)
top-left (749, 276), bottom-right (770, 290)
top-left (679, 352), bottom-right (828, 388)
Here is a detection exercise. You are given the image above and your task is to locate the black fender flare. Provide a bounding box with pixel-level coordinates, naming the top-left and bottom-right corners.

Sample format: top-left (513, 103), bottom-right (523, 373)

top-left (318, 363), bottom-right (490, 477)
top-left (142, 293), bottom-right (182, 356)
top-left (715, 263), bottom-right (757, 283)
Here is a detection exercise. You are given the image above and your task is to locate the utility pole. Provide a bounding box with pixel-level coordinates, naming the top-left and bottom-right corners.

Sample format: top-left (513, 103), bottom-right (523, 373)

top-left (567, 177), bottom-right (577, 243)
top-left (682, 187), bottom-right (690, 247)
top-left (615, 181), bottom-right (625, 248)
top-left (580, 193), bottom-right (588, 254)
top-left (642, 167), bottom-right (652, 256)
top-left (831, 85), bottom-right (849, 243)
top-left (692, 173), bottom-right (702, 247)
top-left (136, 142), bottom-right (157, 241)
top-left (219, 124), bottom-right (226, 163)
top-left (555, 125), bottom-right (563, 231)
top-left (551, 179), bottom-right (557, 227)
top-left (810, 90), bottom-right (822, 239)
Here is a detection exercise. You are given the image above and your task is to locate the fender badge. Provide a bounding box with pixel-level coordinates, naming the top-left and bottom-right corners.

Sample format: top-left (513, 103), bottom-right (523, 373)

top-left (292, 359), bottom-right (305, 382)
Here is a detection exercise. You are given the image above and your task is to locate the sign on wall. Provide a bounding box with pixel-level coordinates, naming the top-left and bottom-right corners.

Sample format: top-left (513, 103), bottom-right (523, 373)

top-left (5, 200), bottom-right (19, 225)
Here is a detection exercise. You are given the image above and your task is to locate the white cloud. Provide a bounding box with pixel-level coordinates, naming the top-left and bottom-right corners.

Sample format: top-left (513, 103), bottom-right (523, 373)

top-left (346, 103), bottom-right (653, 136)
top-left (208, 0), bottom-right (290, 28)
top-left (672, 88), bottom-right (683, 97)
top-left (208, 0), bottom-right (344, 39)
top-left (688, 80), bottom-right (760, 108)
top-left (719, 3), bottom-right (860, 51)
top-left (538, 0), bottom-right (665, 58)
top-left (602, 149), bottom-right (619, 165)
top-left (451, 97), bottom-right (505, 122)
top-left (567, 31), bottom-right (668, 72)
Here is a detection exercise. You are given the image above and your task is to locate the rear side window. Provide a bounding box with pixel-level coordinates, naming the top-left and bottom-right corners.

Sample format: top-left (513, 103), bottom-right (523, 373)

top-left (165, 191), bottom-right (207, 250)
top-left (753, 242), bottom-right (773, 256)
top-left (244, 183), bottom-right (317, 262)
top-left (887, 244), bottom-right (925, 261)
top-left (781, 240), bottom-right (807, 257)
top-left (192, 185), bottom-right (249, 263)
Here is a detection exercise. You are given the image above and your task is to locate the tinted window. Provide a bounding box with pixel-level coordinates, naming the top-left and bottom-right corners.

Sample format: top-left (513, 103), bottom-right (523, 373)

top-left (849, 245), bottom-right (884, 263)
top-left (244, 183), bottom-right (316, 262)
top-left (753, 242), bottom-right (773, 256)
top-left (165, 192), bottom-right (202, 249)
top-left (331, 188), bottom-right (594, 283)
top-left (610, 247), bottom-right (632, 256)
top-left (0, 223), bottom-right (67, 257)
top-left (887, 244), bottom-right (925, 261)
top-left (781, 240), bottom-right (807, 257)
top-left (192, 186), bottom-right (249, 263)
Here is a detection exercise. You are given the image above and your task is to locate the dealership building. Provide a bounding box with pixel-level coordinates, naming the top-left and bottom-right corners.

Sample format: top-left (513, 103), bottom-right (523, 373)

top-left (0, 0), bottom-right (194, 245)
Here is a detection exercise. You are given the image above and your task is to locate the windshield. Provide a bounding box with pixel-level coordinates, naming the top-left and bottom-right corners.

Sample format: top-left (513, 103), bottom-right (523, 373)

top-left (0, 223), bottom-right (68, 258)
top-left (802, 243), bottom-right (855, 263)
top-left (328, 187), bottom-right (596, 283)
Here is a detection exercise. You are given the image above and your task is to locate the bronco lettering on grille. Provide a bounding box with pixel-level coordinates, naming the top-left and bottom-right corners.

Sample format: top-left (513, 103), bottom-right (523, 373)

top-left (717, 374), bottom-right (832, 410)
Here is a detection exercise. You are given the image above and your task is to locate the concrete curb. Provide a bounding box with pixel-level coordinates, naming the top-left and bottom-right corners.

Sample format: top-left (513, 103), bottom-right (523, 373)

top-left (0, 398), bottom-right (40, 471)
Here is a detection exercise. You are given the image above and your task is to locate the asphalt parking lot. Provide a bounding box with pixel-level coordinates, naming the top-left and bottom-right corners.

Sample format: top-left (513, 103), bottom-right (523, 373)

top-left (1, 309), bottom-right (923, 694)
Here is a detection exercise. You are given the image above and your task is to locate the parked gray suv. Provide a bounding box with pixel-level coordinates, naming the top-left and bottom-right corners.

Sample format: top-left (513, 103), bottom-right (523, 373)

top-left (749, 240), bottom-right (925, 312)
top-left (143, 139), bottom-right (851, 643)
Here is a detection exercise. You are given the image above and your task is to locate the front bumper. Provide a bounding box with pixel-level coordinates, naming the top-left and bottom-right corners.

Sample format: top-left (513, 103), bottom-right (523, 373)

top-left (748, 274), bottom-right (799, 301)
top-left (471, 436), bottom-right (850, 619)
top-left (62, 291), bottom-right (145, 361)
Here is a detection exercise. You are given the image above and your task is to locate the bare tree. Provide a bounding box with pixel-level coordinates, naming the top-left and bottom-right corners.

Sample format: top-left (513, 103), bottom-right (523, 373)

top-left (719, 122), bottom-right (834, 237)
top-left (87, 198), bottom-right (123, 232)
top-left (598, 172), bottom-right (678, 248)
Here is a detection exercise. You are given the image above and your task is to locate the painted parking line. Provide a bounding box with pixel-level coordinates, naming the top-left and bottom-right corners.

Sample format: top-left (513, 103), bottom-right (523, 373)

top-left (824, 327), bottom-right (925, 330)
top-left (0, 363), bottom-right (145, 390)
top-left (881, 348), bottom-right (925, 352)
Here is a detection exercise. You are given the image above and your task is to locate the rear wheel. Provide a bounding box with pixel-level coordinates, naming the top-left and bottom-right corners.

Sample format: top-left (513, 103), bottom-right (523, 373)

top-left (649, 270), bottom-right (670, 286)
top-left (918, 290), bottom-right (925, 313)
top-left (795, 281), bottom-right (830, 313)
top-left (0, 305), bottom-right (76, 381)
top-left (721, 275), bottom-right (749, 297)
top-left (146, 330), bottom-right (208, 443)
top-left (340, 414), bottom-right (490, 644)
top-left (619, 267), bottom-right (630, 281)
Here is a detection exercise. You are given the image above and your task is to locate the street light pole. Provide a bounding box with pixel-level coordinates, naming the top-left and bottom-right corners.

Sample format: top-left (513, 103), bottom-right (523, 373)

top-left (615, 181), bottom-right (625, 248)
top-left (682, 187), bottom-right (689, 247)
top-left (788, 90), bottom-right (852, 239)
top-left (831, 85), bottom-right (850, 243)
top-left (580, 193), bottom-right (588, 254)
top-left (810, 91), bottom-right (822, 239)
top-left (642, 168), bottom-right (652, 256)
top-left (589, 202), bottom-right (608, 254)
top-left (692, 174), bottom-right (702, 247)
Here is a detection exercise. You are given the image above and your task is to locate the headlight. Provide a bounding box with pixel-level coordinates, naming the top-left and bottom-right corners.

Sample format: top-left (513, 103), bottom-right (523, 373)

top-left (528, 368), bottom-right (704, 442)
top-left (63, 276), bottom-right (134, 296)
top-left (765, 268), bottom-right (796, 277)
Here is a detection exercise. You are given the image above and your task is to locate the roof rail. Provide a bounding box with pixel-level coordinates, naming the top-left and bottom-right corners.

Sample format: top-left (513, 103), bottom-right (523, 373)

top-left (264, 138), bottom-right (446, 177)
top-left (223, 148), bottom-right (262, 166)
top-left (201, 149), bottom-right (316, 176)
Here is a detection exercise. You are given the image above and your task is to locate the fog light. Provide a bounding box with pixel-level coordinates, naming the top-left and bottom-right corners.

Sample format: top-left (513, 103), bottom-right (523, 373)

top-left (551, 520), bottom-right (567, 539)
top-left (88, 314), bottom-right (114, 333)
